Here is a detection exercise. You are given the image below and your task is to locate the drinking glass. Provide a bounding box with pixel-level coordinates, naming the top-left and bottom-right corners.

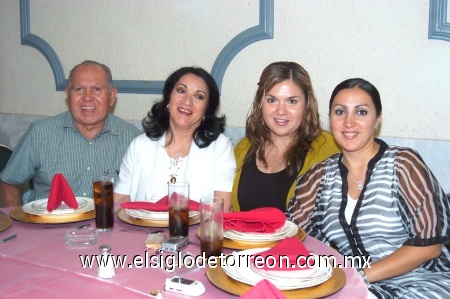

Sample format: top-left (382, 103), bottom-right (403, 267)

top-left (93, 175), bottom-right (114, 232)
top-left (199, 197), bottom-right (224, 258)
top-left (168, 182), bottom-right (190, 238)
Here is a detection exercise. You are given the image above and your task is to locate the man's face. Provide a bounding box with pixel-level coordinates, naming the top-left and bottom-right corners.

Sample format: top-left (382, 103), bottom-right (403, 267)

top-left (65, 64), bottom-right (116, 137)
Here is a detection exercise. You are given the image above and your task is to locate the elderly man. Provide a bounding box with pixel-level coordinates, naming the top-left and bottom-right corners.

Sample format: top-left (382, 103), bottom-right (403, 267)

top-left (0, 60), bottom-right (141, 207)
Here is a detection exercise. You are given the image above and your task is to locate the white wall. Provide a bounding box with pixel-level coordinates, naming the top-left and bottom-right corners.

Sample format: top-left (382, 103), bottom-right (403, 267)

top-left (1, 0), bottom-right (450, 141)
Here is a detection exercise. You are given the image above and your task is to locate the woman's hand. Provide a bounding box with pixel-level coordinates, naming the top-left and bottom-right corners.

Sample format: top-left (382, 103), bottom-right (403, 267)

top-left (214, 191), bottom-right (232, 212)
top-left (113, 192), bottom-right (131, 203)
top-left (364, 244), bottom-right (442, 282)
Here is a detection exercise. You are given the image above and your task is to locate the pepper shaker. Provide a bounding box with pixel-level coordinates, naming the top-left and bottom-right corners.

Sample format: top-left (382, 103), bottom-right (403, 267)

top-left (98, 245), bottom-right (115, 279)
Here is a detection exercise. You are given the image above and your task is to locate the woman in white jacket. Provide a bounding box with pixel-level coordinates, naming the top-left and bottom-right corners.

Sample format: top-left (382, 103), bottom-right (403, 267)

top-left (114, 67), bottom-right (236, 212)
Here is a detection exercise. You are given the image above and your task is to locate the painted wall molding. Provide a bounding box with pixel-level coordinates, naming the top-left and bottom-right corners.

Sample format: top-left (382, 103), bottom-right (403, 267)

top-left (429, 0), bottom-right (450, 42)
top-left (20, 0), bottom-right (274, 94)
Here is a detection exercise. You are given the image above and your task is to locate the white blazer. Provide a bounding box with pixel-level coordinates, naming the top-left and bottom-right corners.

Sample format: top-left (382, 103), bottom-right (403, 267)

top-left (115, 132), bottom-right (236, 202)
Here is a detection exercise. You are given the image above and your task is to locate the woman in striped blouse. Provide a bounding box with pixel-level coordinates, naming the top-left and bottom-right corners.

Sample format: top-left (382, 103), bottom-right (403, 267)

top-left (288, 78), bottom-right (450, 298)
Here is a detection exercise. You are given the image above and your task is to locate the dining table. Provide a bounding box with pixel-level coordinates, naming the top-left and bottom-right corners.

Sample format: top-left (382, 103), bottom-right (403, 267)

top-left (0, 204), bottom-right (369, 298)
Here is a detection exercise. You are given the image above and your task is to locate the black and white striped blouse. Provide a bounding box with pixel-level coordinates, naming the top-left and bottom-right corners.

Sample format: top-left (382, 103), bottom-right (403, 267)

top-left (288, 139), bottom-right (450, 298)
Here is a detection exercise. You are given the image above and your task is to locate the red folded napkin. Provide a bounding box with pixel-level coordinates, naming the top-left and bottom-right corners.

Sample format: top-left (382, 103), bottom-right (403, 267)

top-left (223, 207), bottom-right (286, 233)
top-left (47, 173), bottom-right (78, 212)
top-left (120, 195), bottom-right (200, 211)
top-left (252, 236), bottom-right (312, 271)
top-left (239, 279), bottom-right (287, 299)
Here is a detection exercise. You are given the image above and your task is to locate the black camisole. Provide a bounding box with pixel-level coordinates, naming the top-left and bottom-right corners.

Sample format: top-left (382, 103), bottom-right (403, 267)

top-left (237, 153), bottom-right (297, 212)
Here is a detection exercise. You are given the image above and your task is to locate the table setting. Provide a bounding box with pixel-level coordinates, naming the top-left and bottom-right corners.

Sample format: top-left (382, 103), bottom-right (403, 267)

top-left (9, 173), bottom-right (95, 224)
top-left (0, 178), bottom-right (368, 298)
top-left (117, 195), bottom-right (201, 228)
top-left (0, 204), bottom-right (368, 298)
top-left (220, 207), bottom-right (306, 250)
top-left (195, 207), bottom-right (306, 251)
top-left (195, 207), bottom-right (347, 298)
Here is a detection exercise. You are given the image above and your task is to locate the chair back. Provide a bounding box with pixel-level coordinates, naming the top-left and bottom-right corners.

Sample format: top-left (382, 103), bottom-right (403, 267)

top-left (0, 144), bottom-right (13, 173)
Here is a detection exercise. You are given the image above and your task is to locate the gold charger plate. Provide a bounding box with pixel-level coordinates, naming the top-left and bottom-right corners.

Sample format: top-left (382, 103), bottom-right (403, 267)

top-left (0, 213), bottom-right (13, 231)
top-left (116, 208), bottom-right (200, 227)
top-left (195, 226), bottom-right (306, 250)
top-left (9, 207), bottom-right (95, 224)
top-left (207, 263), bottom-right (345, 298)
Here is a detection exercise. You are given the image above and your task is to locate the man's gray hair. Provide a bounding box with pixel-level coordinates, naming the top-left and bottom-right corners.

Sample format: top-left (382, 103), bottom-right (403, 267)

top-left (67, 60), bottom-right (113, 89)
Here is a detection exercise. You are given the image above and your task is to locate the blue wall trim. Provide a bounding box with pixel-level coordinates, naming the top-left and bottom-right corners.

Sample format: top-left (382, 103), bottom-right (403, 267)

top-left (429, 0), bottom-right (450, 42)
top-left (211, 0), bottom-right (274, 90)
top-left (20, 0), bottom-right (274, 94)
top-left (20, 0), bottom-right (67, 90)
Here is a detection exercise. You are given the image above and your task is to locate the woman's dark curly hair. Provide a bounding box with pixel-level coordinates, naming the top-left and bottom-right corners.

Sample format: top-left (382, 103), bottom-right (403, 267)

top-left (245, 61), bottom-right (322, 175)
top-left (142, 67), bottom-right (226, 148)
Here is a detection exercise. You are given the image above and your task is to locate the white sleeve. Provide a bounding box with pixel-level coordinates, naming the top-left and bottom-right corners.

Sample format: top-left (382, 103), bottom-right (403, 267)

top-left (114, 137), bottom-right (138, 195)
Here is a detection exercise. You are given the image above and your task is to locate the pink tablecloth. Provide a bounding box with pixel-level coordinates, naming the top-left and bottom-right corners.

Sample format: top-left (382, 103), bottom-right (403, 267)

top-left (0, 205), bottom-right (368, 298)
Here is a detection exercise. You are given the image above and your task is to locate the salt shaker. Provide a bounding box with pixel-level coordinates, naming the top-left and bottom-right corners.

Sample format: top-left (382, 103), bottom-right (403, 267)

top-left (98, 245), bottom-right (115, 279)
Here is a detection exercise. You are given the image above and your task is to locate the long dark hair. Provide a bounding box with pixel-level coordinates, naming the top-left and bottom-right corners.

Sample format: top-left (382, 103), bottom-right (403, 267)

top-left (245, 61), bottom-right (322, 174)
top-left (142, 67), bottom-right (226, 148)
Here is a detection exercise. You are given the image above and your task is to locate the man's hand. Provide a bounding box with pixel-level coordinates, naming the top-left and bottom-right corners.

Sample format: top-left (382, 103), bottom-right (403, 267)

top-left (0, 180), bottom-right (22, 207)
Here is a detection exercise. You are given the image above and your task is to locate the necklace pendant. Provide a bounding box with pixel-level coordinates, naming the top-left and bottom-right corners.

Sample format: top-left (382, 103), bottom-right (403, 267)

top-left (170, 176), bottom-right (176, 183)
top-left (356, 180), bottom-right (363, 190)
